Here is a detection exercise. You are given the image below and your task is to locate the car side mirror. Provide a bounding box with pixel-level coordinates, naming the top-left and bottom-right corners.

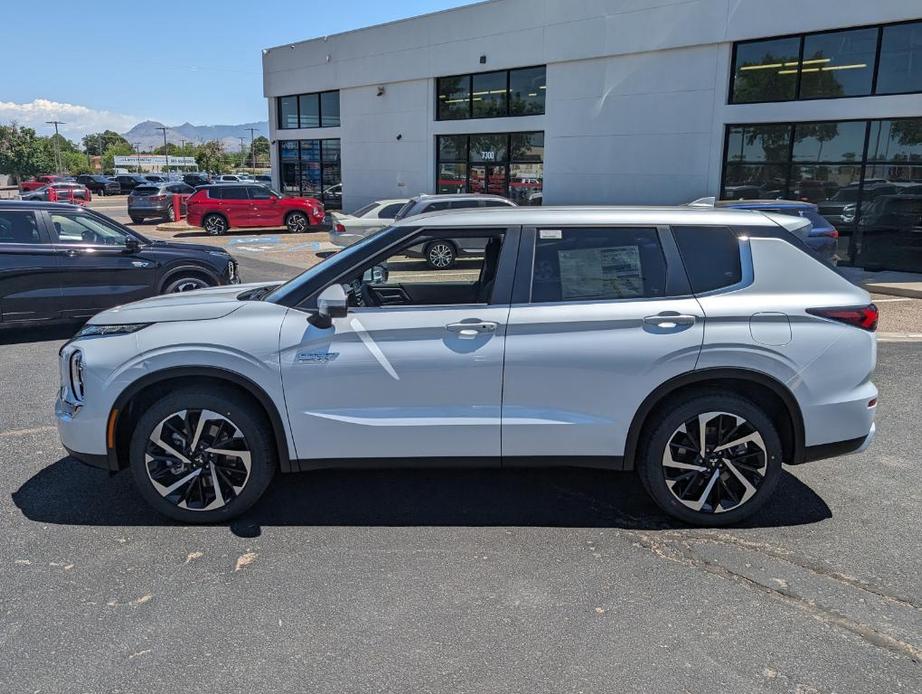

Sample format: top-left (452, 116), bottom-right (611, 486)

top-left (362, 264), bottom-right (389, 285)
top-left (309, 283), bottom-right (348, 328)
top-left (123, 237), bottom-right (141, 253)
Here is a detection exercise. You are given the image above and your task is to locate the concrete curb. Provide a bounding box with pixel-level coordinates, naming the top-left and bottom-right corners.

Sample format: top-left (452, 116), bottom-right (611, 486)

top-left (865, 282), bottom-right (922, 300)
top-left (155, 221), bottom-right (197, 232)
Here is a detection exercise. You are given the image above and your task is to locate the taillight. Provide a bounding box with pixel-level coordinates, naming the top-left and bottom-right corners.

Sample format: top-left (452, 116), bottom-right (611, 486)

top-left (334, 223), bottom-right (346, 233)
top-left (150, 195), bottom-right (166, 202)
top-left (807, 304), bottom-right (878, 332)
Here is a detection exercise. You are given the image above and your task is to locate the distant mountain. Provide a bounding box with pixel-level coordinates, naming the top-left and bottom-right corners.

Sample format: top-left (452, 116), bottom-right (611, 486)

top-left (122, 120), bottom-right (269, 152)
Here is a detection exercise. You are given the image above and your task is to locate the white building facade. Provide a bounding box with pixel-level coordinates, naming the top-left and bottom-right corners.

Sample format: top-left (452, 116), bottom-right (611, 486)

top-left (263, 0), bottom-right (922, 270)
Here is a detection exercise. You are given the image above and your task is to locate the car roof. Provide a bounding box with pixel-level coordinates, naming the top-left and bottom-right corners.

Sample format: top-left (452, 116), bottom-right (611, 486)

top-left (411, 193), bottom-right (511, 203)
top-left (0, 200), bottom-right (91, 210)
top-left (392, 205), bottom-right (790, 228)
top-left (374, 198), bottom-right (410, 205)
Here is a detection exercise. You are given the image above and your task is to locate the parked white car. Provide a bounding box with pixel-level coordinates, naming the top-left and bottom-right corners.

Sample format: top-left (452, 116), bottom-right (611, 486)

top-left (57, 206), bottom-right (877, 525)
top-left (328, 199), bottom-right (408, 248)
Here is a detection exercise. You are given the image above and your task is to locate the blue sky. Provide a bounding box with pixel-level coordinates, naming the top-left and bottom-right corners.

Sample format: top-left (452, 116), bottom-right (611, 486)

top-left (1, 0), bottom-right (480, 140)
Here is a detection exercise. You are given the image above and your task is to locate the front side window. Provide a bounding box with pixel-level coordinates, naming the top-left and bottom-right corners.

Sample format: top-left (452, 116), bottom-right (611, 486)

top-left (51, 213), bottom-right (130, 246)
top-left (0, 211), bottom-right (43, 244)
top-left (877, 21), bottom-right (922, 95)
top-left (531, 228), bottom-right (667, 303)
top-left (378, 203), bottom-right (404, 219)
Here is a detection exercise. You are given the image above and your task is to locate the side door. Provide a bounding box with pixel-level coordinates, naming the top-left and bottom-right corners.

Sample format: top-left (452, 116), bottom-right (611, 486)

top-left (501, 226), bottom-right (704, 461)
top-left (278, 226), bottom-right (518, 462)
top-left (247, 185), bottom-right (281, 226)
top-left (48, 210), bottom-right (158, 319)
top-left (0, 208), bottom-right (62, 322)
top-left (219, 186), bottom-right (254, 227)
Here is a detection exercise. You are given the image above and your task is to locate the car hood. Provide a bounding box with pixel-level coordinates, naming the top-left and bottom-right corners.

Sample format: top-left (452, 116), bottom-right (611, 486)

top-left (87, 282), bottom-right (279, 325)
top-left (146, 239), bottom-right (229, 255)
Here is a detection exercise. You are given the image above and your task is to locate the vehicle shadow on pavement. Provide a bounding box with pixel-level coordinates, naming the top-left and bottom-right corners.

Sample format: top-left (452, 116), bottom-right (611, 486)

top-left (0, 324), bottom-right (78, 345)
top-left (13, 458), bottom-right (831, 535)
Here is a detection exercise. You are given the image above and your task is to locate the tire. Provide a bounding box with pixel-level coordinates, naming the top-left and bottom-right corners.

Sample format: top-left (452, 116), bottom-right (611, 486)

top-left (128, 388), bottom-right (276, 523)
top-left (203, 213), bottom-right (228, 235)
top-left (166, 205), bottom-right (176, 222)
top-left (286, 211), bottom-right (308, 233)
top-left (162, 273), bottom-right (213, 294)
top-left (424, 240), bottom-right (457, 270)
top-left (636, 393), bottom-right (783, 526)
top-left (129, 216), bottom-right (143, 224)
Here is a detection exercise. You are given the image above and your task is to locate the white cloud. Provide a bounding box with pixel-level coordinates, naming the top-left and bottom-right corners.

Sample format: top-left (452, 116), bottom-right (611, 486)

top-left (0, 99), bottom-right (142, 141)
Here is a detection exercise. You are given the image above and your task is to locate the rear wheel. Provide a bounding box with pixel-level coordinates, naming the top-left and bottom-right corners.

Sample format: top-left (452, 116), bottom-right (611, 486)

top-left (129, 216), bottom-right (143, 225)
top-left (203, 213), bottom-right (227, 235)
top-left (637, 393), bottom-right (782, 526)
top-left (129, 389), bottom-right (276, 523)
top-left (165, 205), bottom-right (176, 222)
top-left (286, 211), bottom-right (308, 233)
top-left (424, 240), bottom-right (457, 270)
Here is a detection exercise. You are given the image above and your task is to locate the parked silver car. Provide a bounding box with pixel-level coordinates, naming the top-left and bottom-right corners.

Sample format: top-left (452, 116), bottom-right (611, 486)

top-left (57, 206), bottom-right (877, 525)
top-left (328, 199), bottom-right (409, 248)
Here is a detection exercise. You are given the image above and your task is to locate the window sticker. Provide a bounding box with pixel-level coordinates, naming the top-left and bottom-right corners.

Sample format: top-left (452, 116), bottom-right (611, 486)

top-left (557, 245), bottom-right (643, 299)
top-left (539, 229), bottom-right (562, 239)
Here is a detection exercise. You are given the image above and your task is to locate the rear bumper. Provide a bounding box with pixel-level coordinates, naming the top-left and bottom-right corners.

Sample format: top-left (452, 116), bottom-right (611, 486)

top-left (801, 422), bottom-right (876, 463)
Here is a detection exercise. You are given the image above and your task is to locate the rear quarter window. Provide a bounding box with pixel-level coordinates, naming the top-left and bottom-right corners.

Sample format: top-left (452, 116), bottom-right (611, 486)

top-left (672, 226), bottom-right (743, 294)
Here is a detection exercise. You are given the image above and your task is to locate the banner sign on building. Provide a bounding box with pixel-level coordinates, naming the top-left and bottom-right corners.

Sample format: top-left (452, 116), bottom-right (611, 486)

top-left (113, 155), bottom-right (197, 167)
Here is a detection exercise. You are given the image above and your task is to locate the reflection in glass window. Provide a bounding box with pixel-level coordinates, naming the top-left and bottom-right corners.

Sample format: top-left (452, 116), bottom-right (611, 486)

top-left (510, 163), bottom-right (543, 206)
top-left (731, 37), bottom-right (801, 103)
top-left (472, 71), bottom-right (508, 118)
top-left (438, 135), bottom-right (467, 161)
top-left (277, 139), bottom-right (342, 208)
top-left (792, 121), bottom-right (867, 162)
top-left (434, 132), bottom-right (544, 202)
top-left (877, 22), bottom-right (922, 95)
top-left (278, 96), bottom-right (298, 129)
top-left (725, 125), bottom-right (792, 162)
top-left (790, 164), bottom-right (860, 203)
top-left (511, 132), bottom-right (544, 162)
top-left (800, 28), bottom-right (877, 99)
top-left (469, 134), bottom-right (507, 163)
top-left (866, 119), bottom-right (922, 162)
top-left (300, 140), bottom-right (321, 162)
top-left (321, 91), bottom-right (340, 127)
top-left (437, 76), bottom-right (471, 120)
top-left (509, 66), bottom-right (546, 115)
top-left (722, 163), bottom-right (789, 199)
top-left (437, 163), bottom-right (467, 194)
top-left (298, 93), bottom-right (320, 128)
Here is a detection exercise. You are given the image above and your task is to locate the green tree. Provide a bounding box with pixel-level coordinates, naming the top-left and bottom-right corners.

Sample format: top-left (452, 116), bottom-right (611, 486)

top-left (0, 123), bottom-right (54, 182)
top-left (195, 140), bottom-right (226, 173)
top-left (83, 130), bottom-right (131, 156)
top-left (248, 136), bottom-right (270, 167)
top-left (102, 142), bottom-right (136, 172)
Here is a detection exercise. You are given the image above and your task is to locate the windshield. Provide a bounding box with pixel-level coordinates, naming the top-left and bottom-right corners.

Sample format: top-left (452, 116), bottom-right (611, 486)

top-left (265, 228), bottom-right (389, 304)
top-left (394, 200), bottom-right (415, 220)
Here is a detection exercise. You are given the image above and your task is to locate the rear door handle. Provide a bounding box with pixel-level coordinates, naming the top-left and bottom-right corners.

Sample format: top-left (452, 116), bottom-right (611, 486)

top-left (643, 313), bottom-right (697, 328)
top-left (446, 321), bottom-right (498, 338)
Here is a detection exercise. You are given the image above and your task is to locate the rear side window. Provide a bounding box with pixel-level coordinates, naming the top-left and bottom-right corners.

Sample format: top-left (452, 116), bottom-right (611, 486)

top-left (449, 199), bottom-right (479, 210)
top-left (673, 226), bottom-right (742, 294)
top-left (423, 201), bottom-right (452, 213)
top-left (221, 186), bottom-right (250, 200)
top-left (378, 203), bottom-right (404, 219)
top-left (207, 187), bottom-right (224, 199)
top-left (531, 227), bottom-right (667, 303)
top-left (0, 211), bottom-right (44, 244)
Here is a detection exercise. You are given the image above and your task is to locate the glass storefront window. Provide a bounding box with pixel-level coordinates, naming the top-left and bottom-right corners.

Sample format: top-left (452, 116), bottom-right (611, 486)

top-left (722, 163), bottom-right (789, 199)
top-left (800, 28), bottom-right (877, 99)
top-left (437, 76), bottom-right (471, 120)
top-left (435, 132), bottom-right (543, 203)
top-left (277, 139), bottom-right (342, 208)
top-left (877, 21), bottom-right (922, 95)
top-left (278, 96), bottom-right (298, 129)
top-left (437, 66), bottom-right (546, 120)
top-left (867, 119), bottom-right (922, 163)
top-left (472, 71), bottom-right (508, 118)
top-left (321, 91), bottom-right (340, 127)
top-left (792, 121), bottom-right (867, 162)
top-left (509, 66), bottom-right (546, 116)
top-left (731, 37), bottom-right (801, 103)
top-left (725, 125), bottom-right (791, 162)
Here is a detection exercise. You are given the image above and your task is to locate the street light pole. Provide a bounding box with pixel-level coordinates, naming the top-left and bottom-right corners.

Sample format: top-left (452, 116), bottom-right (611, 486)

top-left (45, 120), bottom-right (66, 174)
top-left (156, 126), bottom-right (169, 173)
top-left (238, 137), bottom-right (247, 169)
top-left (246, 127), bottom-right (259, 170)
top-left (133, 142), bottom-right (142, 173)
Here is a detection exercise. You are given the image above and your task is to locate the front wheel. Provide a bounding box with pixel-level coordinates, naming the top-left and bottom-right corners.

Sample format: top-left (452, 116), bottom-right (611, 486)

top-left (162, 274), bottom-right (212, 293)
top-left (129, 389), bottom-right (276, 523)
top-left (203, 213), bottom-right (227, 235)
top-left (286, 211), bottom-right (308, 233)
top-left (424, 240), bottom-right (457, 270)
top-left (637, 393), bottom-right (782, 526)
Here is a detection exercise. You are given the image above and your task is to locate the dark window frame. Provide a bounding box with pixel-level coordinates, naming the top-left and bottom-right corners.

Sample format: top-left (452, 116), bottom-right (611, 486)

top-left (729, 18), bottom-right (922, 105)
top-left (276, 90), bottom-right (341, 130)
top-left (435, 65), bottom-right (546, 121)
top-left (435, 131), bottom-right (544, 202)
top-left (277, 138), bottom-right (342, 208)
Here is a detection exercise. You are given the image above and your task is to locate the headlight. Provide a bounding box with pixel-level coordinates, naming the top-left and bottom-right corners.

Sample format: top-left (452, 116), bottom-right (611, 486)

top-left (69, 350), bottom-right (85, 402)
top-left (74, 323), bottom-right (151, 338)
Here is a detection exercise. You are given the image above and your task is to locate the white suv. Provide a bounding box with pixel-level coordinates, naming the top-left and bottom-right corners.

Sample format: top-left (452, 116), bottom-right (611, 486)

top-left (56, 207), bottom-right (878, 525)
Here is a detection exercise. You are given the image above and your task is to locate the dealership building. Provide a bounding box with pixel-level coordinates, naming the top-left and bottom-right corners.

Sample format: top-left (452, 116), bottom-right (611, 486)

top-left (263, 0), bottom-right (922, 271)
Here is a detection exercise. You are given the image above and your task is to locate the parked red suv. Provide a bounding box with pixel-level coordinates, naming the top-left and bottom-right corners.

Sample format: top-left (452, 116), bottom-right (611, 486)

top-left (185, 184), bottom-right (324, 235)
top-left (19, 175), bottom-right (67, 193)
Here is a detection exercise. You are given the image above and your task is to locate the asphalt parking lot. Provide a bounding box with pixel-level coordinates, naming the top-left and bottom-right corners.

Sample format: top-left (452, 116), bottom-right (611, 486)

top-left (1, 199), bottom-right (921, 692)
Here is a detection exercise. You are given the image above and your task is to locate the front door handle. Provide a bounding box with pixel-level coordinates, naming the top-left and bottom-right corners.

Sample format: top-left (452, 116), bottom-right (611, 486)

top-left (643, 313), bottom-right (697, 329)
top-left (446, 321), bottom-right (498, 339)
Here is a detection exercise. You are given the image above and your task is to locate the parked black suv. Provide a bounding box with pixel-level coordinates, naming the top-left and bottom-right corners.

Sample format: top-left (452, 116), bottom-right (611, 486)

top-left (113, 174), bottom-right (148, 194)
top-left (75, 175), bottom-right (120, 196)
top-left (0, 201), bottom-right (240, 325)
